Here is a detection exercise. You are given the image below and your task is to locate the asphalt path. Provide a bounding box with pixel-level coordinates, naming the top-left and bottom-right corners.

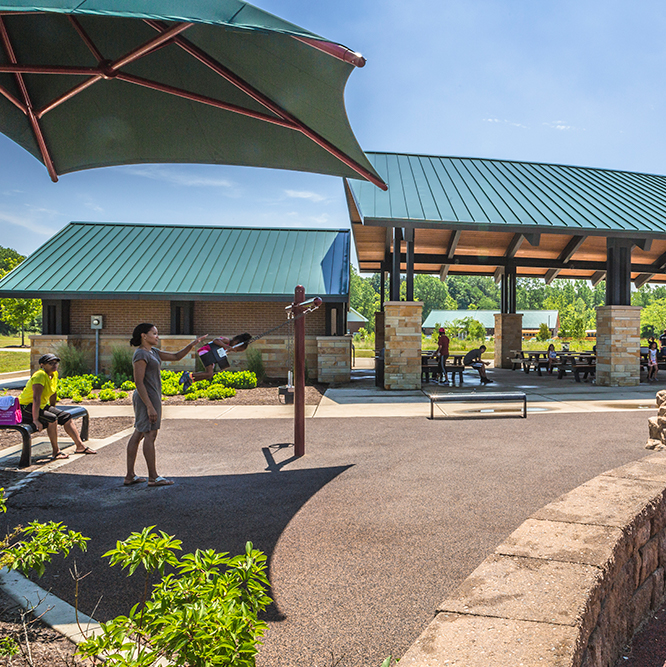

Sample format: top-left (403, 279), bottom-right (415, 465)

top-left (2, 412), bottom-right (651, 667)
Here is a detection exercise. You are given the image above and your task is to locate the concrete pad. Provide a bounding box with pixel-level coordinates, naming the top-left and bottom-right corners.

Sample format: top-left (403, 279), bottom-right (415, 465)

top-left (216, 405), bottom-right (316, 419)
top-left (85, 405), bottom-right (135, 417)
top-left (0, 568), bottom-right (101, 644)
top-left (398, 612), bottom-right (580, 667)
top-left (496, 518), bottom-right (625, 568)
top-left (533, 475), bottom-right (666, 528)
top-left (314, 402), bottom-right (429, 418)
top-left (437, 554), bottom-right (602, 626)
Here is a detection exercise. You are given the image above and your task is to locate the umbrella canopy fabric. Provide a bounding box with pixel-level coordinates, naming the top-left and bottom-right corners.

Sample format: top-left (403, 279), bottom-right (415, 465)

top-left (0, 0), bottom-right (385, 188)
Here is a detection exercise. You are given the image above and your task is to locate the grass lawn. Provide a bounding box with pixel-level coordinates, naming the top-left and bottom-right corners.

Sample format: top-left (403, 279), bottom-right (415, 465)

top-left (0, 351), bottom-right (30, 373)
top-left (0, 335), bottom-right (23, 348)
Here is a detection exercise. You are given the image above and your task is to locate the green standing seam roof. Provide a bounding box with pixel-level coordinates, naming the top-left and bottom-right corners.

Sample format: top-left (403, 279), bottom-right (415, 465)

top-left (0, 222), bottom-right (350, 300)
top-left (347, 153), bottom-right (666, 235)
top-left (422, 310), bottom-right (560, 330)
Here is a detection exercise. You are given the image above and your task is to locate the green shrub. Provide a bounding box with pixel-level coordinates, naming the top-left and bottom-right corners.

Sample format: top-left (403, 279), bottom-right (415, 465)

top-left (98, 388), bottom-right (117, 402)
top-left (71, 393), bottom-right (82, 403)
top-left (120, 380), bottom-right (135, 391)
top-left (212, 370), bottom-right (257, 389)
top-left (85, 393), bottom-right (97, 400)
top-left (54, 343), bottom-right (89, 377)
top-left (111, 346), bottom-right (134, 380)
top-left (116, 391), bottom-right (128, 399)
top-left (57, 376), bottom-right (93, 399)
top-left (205, 385), bottom-right (236, 400)
top-left (245, 347), bottom-right (265, 383)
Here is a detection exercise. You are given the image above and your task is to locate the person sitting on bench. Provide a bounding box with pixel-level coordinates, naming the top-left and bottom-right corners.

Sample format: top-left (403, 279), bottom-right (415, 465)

top-left (463, 345), bottom-right (493, 384)
top-left (19, 353), bottom-right (96, 460)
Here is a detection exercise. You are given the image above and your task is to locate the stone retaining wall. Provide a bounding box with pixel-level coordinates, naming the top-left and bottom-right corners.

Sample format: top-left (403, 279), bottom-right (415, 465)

top-left (400, 450), bottom-right (666, 667)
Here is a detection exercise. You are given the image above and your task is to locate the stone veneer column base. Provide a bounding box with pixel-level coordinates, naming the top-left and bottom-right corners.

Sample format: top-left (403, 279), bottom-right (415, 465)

top-left (383, 301), bottom-right (423, 390)
top-left (596, 305), bottom-right (641, 387)
top-left (494, 313), bottom-right (523, 369)
top-left (317, 336), bottom-right (351, 384)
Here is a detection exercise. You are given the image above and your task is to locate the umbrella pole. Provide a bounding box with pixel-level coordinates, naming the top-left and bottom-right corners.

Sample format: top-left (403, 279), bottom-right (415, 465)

top-left (294, 285), bottom-right (305, 457)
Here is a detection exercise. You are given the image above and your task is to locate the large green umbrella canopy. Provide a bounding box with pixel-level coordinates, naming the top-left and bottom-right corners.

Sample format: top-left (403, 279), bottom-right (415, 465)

top-left (0, 0), bottom-right (386, 188)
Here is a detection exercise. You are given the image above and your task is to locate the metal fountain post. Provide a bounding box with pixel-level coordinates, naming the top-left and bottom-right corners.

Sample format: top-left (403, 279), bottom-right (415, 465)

top-left (293, 285), bottom-right (306, 457)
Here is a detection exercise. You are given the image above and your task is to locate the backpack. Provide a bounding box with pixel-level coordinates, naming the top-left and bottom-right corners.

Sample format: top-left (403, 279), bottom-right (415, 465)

top-left (0, 396), bottom-right (21, 425)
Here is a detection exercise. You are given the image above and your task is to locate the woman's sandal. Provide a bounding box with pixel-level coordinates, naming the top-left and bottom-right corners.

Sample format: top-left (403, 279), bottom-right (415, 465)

top-left (75, 446), bottom-right (97, 455)
top-left (50, 451), bottom-right (69, 460)
top-left (124, 476), bottom-right (146, 486)
top-left (148, 476), bottom-right (173, 487)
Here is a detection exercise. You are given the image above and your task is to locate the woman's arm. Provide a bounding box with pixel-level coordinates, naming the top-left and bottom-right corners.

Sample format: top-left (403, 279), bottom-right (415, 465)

top-left (158, 334), bottom-right (208, 362)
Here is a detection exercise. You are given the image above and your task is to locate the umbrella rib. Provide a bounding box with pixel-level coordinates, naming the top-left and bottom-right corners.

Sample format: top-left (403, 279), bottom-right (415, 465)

top-left (35, 22), bottom-right (193, 119)
top-left (0, 16), bottom-right (58, 181)
top-left (115, 72), bottom-right (295, 129)
top-left (0, 83), bottom-right (26, 112)
top-left (146, 23), bottom-right (387, 190)
top-left (68, 15), bottom-right (105, 63)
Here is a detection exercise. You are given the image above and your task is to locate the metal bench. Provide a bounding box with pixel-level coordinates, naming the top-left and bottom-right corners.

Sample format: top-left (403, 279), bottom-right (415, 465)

top-left (0, 405), bottom-right (90, 468)
top-left (427, 391), bottom-right (527, 420)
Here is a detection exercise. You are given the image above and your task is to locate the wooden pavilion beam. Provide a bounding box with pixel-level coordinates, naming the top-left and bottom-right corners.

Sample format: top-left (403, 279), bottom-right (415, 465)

top-left (591, 271), bottom-right (606, 287)
top-left (439, 229), bottom-right (460, 282)
top-left (633, 249), bottom-right (666, 289)
top-left (544, 235), bottom-right (588, 284)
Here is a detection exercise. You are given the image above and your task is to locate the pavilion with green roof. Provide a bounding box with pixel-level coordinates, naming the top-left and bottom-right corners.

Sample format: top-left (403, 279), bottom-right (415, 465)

top-left (345, 152), bottom-right (665, 387)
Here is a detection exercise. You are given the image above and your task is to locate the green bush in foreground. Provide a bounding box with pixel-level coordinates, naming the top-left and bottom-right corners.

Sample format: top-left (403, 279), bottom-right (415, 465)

top-left (0, 491), bottom-right (273, 667)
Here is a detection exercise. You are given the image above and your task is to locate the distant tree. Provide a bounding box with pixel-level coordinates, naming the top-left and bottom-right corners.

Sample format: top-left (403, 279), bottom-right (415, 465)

top-left (468, 319), bottom-right (486, 340)
top-left (1, 298), bottom-right (41, 346)
top-left (349, 267), bottom-right (378, 333)
top-left (536, 323), bottom-right (551, 341)
top-left (641, 299), bottom-right (666, 340)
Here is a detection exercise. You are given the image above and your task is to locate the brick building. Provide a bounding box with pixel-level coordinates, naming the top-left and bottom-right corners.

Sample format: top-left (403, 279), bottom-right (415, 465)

top-left (0, 222), bottom-right (353, 383)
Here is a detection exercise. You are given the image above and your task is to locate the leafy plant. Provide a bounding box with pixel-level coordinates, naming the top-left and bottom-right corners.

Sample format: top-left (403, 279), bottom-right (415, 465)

top-left (77, 532), bottom-right (271, 667)
top-left (54, 342), bottom-right (89, 377)
top-left (205, 385), bottom-right (236, 400)
top-left (245, 347), bottom-right (265, 383)
top-left (120, 380), bottom-right (136, 391)
top-left (57, 375), bottom-right (93, 399)
top-left (98, 388), bottom-right (118, 402)
top-left (111, 346), bottom-right (134, 381)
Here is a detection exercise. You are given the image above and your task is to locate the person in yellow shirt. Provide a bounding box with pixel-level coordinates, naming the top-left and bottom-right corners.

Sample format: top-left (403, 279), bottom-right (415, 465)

top-left (19, 353), bottom-right (96, 460)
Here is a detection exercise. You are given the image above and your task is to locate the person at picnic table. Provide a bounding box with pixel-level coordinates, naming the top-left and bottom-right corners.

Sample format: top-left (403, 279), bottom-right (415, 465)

top-left (648, 340), bottom-right (659, 382)
top-left (547, 343), bottom-right (558, 375)
top-left (436, 327), bottom-right (450, 386)
top-left (463, 345), bottom-right (493, 384)
top-left (18, 353), bottom-right (96, 460)
top-left (125, 323), bottom-right (207, 488)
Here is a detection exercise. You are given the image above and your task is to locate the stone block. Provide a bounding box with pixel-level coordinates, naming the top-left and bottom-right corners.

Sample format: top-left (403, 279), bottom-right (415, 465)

top-left (496, 518), bottom-right (628, 573)
top-left (639, 537), bottom-right (660, 585)
top-left (398, 612), bottom-right (580, 667)
top-left (533, 475), bottom-right (666, 530)
top-left (438, 554), bottom-right (603, 631)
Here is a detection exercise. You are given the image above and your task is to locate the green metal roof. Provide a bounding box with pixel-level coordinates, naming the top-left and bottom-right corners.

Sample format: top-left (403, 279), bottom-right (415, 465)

top-left (423, 310), bottom-right (559, 330)
top-left (347, 153), bottom-right (666, 235)
top-left (0, 222), bottom-right (350, 300)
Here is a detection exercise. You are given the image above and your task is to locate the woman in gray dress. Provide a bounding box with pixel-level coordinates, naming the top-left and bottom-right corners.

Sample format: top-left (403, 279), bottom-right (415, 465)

top-left (125, 323), bottom-right (206, 487)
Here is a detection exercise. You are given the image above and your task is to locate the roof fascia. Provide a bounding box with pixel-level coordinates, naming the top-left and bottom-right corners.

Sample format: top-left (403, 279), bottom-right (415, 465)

top-left (359, 217), bottom-right (661, 242)
top-left (0, 292), bottom-right (347, 301)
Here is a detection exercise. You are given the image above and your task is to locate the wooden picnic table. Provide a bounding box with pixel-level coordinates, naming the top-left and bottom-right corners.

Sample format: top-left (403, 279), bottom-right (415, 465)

top-left (421, 352), bottom-right (466, 384)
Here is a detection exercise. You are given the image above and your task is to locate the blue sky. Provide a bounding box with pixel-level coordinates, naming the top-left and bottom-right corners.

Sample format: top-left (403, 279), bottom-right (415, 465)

top-left (3, 0), bottom-right (666, 257)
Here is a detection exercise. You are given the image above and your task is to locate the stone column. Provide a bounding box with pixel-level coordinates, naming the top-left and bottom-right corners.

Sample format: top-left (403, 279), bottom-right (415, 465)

top-left (596, 305), bottom-right (641, 386)
top-left (494, 313), bottom-right (523, 369)
top-left (383, 301), bottom-right (423, 390)
top-left (317, 336), bottom-right (351, 384)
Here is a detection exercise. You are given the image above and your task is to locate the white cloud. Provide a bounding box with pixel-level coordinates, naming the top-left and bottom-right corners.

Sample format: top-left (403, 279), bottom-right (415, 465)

top-left (543, 121), bottom-right (581, 131)
top-left (0, 210), bottom-right (54, 236)
top-left (123, 166), bottom-right (234, 188)
top-left (285, 189), bottom-right (327, 203)
top-left (482, 118), bottom-right (527, 129)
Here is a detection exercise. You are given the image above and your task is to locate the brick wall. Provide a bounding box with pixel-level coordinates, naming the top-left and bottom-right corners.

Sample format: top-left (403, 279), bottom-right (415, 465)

top-left (317, 336), bottom-right (352, 384)
top-left (69, 299), bottom-right (326, 337)
top-left (383, 301), bottom-right (423, 390)
top-left (596, 305), bottom-right (641, 387)
top-left (494, 313), bottom-right (523, 369)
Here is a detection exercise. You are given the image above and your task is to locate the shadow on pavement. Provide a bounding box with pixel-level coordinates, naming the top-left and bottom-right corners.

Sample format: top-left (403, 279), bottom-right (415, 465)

top-left (2, 457), bottom-right (352, 623)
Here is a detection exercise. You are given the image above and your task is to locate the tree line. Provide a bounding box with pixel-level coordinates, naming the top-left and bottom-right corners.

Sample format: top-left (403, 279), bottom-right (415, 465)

top-left (350, 268), bottom-right (666, 339)
top-left (0, 246), bottom-right (41, 344)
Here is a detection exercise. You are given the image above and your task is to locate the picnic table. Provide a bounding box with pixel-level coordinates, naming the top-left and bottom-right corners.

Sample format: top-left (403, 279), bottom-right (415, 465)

top-left (511, 349), bottom-right (595, 378)
top-left (421, 352), bottom-right (466, 385)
